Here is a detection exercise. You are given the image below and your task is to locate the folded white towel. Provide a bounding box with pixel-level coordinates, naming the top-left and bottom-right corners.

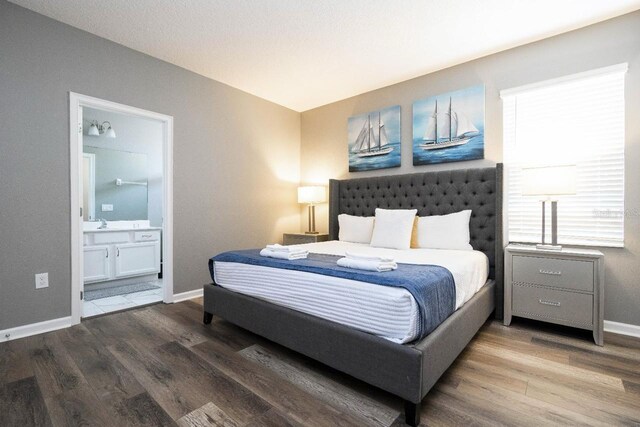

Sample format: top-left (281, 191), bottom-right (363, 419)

top-left (265, 244), bottom-right (307, 254)
top-left (345, 251), bottom-right (394, 263)
top-left (337, 257), bottom-right (397, 272)
top-left (260, 248), bottom-right (309, 260)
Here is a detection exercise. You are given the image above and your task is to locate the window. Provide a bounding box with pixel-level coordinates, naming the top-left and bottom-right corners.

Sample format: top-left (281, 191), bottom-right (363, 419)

top-left (502, 64), bottom-right (626, 247)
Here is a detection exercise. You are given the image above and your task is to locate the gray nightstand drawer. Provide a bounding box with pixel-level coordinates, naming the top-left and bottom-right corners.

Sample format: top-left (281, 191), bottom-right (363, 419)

top-left (512, 284), bottom-right (593, 328)
top-left (512, 255), bottom-right (593, 292)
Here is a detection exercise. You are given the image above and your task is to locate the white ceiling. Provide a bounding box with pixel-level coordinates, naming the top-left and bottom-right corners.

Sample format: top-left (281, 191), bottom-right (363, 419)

top-left (10, 0), bottom-right (640, 111)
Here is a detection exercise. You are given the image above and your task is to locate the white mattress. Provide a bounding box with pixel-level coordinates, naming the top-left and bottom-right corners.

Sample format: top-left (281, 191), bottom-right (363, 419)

top-left (213, 241), bottom-right (489, 343)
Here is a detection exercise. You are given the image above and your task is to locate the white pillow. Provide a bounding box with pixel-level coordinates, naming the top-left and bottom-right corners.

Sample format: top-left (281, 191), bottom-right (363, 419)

top-left (338, 214), bottom-right (375, 243)
top-left (415, 210), bottom-right (473, 250)
top-left (370, 208), bottom-right (417, 250)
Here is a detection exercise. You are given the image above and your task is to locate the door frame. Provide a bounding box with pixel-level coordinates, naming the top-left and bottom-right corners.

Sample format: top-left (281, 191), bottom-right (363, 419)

top-left (82, 152), bottom-right (96, 221)
top-left (69, 92), bottom-right (174, 325)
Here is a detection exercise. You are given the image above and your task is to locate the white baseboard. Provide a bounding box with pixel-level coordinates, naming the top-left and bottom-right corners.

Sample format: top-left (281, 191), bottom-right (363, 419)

top-left (0, 289), bottom-right (202, 340)
top-left (604, 320), bottom-right (640, 339)
top-left (172, 288), bottom-right (203, 303)
top-left (1, 316), bottom-right (73, 342)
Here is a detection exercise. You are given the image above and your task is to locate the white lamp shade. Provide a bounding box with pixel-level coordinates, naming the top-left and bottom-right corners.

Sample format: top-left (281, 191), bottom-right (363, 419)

top-left (298, 186), bottom-right (326, 204)
top-left (522, 165), bottom-right (577, 196)
top-left (105, 127), bottom-right (116, 138)
top-left (87, 124), bottom-right (99, 136)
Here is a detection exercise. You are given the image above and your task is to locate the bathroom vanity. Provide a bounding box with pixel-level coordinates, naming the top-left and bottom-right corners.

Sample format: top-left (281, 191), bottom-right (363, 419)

top-left (83, 221), bottom-right (161, 283)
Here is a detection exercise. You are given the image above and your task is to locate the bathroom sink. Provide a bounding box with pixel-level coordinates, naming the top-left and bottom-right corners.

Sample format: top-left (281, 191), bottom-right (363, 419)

top-left (106, 220), bottom-right (152, 229)
top-left (83, 221), bottom-right (102, 231)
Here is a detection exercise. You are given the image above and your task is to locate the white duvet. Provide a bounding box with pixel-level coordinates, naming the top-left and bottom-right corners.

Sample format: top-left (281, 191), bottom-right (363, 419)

top-left (213, 241), bottom-right (489, 343)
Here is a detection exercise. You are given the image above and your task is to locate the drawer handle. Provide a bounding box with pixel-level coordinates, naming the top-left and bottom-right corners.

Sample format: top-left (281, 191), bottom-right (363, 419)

top-left (539, 299), bottom-right (561, 307)
top-left (141, 234), bottom-right (152, 238)
top-left (539, 269), bottom-right (561, 276)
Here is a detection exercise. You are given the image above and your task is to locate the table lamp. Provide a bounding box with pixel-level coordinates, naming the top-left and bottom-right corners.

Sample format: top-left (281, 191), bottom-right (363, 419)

top-left (298, 186), bottom-right (326, 234)
top-left (522, 165), bottom-right (576, 251)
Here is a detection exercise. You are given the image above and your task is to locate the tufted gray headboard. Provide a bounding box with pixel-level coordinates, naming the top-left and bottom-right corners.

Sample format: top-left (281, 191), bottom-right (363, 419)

top-left (328, 164), bottom-right (504, 319)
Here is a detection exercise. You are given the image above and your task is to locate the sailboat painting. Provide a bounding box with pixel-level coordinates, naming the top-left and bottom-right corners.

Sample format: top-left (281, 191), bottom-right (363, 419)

top-left (348, 105), bottom-right (401, 172)
top-left (412, 85), bottom-right (484, 165)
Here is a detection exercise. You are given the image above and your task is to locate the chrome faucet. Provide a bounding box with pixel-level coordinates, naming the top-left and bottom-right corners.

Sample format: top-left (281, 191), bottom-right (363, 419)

top-left (97, 218), bottom-right (108, 229)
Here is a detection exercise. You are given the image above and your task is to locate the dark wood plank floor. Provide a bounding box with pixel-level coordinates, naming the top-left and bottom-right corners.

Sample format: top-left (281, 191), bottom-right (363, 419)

top-left (1, 298), bottom-right (639, 426)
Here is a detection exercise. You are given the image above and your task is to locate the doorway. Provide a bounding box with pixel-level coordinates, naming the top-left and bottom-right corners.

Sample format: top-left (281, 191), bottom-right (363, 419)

top-left (69, 93), bottom-right (174, 324)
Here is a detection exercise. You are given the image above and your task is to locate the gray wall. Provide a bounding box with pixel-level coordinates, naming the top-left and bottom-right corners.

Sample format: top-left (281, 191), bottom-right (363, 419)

top-left (300, 11), bottom-right (640, 326)
top-left (83, 107), bottom-right (163, 225)
top-left (0, 1), bottom-right (301, 331)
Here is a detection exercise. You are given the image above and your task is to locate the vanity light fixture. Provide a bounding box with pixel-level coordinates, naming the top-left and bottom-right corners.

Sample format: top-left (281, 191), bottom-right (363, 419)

top-left (87, 120), bottom-right (116, 138)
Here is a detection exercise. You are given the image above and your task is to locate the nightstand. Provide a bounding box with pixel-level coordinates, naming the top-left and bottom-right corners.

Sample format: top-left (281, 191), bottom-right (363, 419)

top-left (504, 244), bottom-right (604, 345)
top-left (283, 233), bottom-right (329, 245)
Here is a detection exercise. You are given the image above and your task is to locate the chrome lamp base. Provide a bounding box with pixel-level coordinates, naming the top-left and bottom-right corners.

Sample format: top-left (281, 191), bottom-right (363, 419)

top-left (305, 204), bottom-right (318, 234)
top-left (538, 200), bottom-right (562, 251)
top-left (536, 243), bottom-right (563, 251)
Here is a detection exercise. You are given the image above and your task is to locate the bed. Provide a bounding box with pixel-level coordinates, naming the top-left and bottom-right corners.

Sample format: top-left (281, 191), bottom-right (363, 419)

top-left (203, 165), bottom-right (504, 426)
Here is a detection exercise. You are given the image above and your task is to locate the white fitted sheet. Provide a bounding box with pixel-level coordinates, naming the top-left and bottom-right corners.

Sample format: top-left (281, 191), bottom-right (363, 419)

top-left (213, 241), bottom-right (489, 343)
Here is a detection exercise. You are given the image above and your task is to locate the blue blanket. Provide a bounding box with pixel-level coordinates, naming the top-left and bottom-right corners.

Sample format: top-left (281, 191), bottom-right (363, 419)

top-left (209, 250), bottom-right (456, 341)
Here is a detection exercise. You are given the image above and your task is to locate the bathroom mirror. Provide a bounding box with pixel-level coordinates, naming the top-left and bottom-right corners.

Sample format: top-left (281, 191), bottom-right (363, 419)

top-left (82, 147), bottom-right (148, 221)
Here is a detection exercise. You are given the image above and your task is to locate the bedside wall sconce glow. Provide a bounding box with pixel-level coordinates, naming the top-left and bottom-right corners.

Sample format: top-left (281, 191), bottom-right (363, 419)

top-left (298, 186), bottom-right (326, 234)
top-left (522, 164), bottom-right (576, 250)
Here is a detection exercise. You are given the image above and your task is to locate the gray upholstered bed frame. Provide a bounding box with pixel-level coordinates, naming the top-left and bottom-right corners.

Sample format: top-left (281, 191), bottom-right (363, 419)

top-left (203, 164), bottom-right (504, 426)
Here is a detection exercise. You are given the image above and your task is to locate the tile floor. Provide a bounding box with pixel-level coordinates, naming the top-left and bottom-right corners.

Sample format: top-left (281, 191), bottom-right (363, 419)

top-left (83, 281), bottom-right (163, 318)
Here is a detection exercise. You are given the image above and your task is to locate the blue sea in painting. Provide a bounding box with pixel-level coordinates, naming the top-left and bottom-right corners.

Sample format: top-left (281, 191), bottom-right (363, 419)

top-left (349, 142), bottom-right (402, 172)
top-left (412, 127), bottom-right (484, 166)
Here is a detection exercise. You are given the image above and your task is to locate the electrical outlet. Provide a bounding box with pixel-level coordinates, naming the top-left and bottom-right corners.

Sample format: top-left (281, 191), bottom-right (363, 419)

top-left (35, 272), bottom-right (49, 289)
top-left (101, 204), bottom-right (114, 212)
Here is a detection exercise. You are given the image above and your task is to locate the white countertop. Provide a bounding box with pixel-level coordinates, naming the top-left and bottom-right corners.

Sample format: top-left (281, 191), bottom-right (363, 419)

top-left (83, 227), bottom-right (162, 233)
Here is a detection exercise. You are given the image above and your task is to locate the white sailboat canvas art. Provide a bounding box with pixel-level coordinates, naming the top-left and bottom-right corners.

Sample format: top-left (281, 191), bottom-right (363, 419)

top-left (348, 105), bottom-right (401, 172)
top-left (413, 85), bottom-right (484, 165)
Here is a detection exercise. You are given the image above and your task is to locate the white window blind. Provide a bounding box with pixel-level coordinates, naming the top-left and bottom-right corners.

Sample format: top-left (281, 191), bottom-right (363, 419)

top-left (502, 64), bottom-right (626, 247)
